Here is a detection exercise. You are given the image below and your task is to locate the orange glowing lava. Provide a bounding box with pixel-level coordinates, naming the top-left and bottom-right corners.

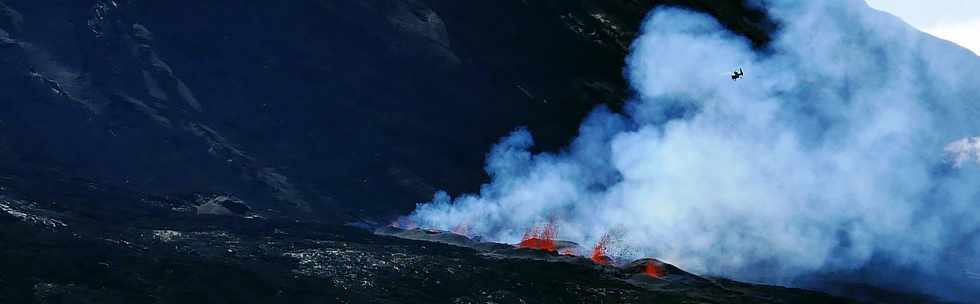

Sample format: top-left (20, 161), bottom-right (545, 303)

top-left (591, 233), bottom-right (612, 265)
top-left (517, 222), bottom-right (558, 252)
top-left (644, 262), bottom-right (665, 278)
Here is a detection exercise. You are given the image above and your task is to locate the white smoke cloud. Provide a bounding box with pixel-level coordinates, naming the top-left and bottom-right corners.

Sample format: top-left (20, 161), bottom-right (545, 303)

top-left (409, 0), bottom-right (980, 299)
top-left (946, 137), bottom-right (980, 167)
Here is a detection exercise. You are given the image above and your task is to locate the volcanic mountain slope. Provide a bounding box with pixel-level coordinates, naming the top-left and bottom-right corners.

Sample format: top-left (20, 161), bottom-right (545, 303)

top-left (0, 175), bottom-right (871, 304)
top-left (0, 0), bottom-right (775, 222)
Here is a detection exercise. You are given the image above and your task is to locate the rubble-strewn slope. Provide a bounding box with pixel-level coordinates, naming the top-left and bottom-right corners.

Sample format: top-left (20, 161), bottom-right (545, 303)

top-left (0, 175), bottom-right (860, 304)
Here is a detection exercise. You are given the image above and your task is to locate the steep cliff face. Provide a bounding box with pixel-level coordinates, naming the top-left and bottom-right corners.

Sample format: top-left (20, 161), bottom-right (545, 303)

top-left (0, 0), bottom-right (773, 220)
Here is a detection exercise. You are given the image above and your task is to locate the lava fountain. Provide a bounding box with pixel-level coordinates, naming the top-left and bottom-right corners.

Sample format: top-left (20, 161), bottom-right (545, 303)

top-left (591, 233), bottom-right (613, 265)
top-left (517, 222), bottom-right (558, 252)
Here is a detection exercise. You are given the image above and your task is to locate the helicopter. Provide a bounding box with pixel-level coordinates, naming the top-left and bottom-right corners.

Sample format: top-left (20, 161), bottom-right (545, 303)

top-left (731, 68), bottom-right (744, 81)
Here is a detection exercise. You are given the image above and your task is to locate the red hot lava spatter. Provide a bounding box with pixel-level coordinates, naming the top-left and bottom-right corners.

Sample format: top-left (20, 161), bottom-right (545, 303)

top-left (591, 234), bottom-right (613, 265)
top-left (644, 262), bottom-right (665, 278)
top-left (517, 222), bottom-right (559, 252)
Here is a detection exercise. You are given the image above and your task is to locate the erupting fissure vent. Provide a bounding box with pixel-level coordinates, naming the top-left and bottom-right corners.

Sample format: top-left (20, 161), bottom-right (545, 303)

top-left (591, 233), bottom-right (612, 265)
top-left (517, 222), bottom-right (558, 252)
top-left (644, 261), bottom-right (665, 278)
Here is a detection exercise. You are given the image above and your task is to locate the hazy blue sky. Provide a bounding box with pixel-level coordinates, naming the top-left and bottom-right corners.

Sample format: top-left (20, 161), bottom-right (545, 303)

top-left (865, 0), bottom-right (980, 55)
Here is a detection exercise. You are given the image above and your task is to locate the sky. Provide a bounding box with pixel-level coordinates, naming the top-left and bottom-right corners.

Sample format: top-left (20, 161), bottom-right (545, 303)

top-left (865, 0), bottom-right (980, 55)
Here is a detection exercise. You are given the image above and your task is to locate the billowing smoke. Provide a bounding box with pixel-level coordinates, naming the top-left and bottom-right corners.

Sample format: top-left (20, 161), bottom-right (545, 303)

top-left (409, 0), bottom-right (980, 299)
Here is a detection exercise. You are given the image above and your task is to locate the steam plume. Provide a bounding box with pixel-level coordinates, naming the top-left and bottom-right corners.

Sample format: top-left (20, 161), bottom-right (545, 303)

top-left (409, 0), bottom-right (980, 299)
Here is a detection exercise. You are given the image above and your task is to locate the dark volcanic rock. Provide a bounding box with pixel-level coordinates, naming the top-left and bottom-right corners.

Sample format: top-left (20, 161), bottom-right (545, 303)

top-left (0, 0), bottom-right (774, 222)
top-left (0, 1), bottom-right (23, 35)
top-left (377, 227), bottom-right (864, 303)
top-left (189, 193), bottom-right (253, 217)
top-left (0, 180), bottom-right (858, 304)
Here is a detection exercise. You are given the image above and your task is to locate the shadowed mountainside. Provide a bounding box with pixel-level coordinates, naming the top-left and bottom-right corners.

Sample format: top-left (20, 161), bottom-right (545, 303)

top-left (0, 0), bottom-right (774, 221)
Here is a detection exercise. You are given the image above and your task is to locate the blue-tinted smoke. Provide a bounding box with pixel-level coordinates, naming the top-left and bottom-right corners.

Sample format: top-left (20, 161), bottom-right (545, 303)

top-left (410, 0), bottom-right (980, 300)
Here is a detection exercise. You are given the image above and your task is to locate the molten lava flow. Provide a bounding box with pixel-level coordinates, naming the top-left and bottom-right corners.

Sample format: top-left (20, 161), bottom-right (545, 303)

top-left (644, 262), bottom-right (665, 278)
top-left (517, 222), bottom-right (558, 252)
top-left (591, 233), bottom-right (612, 265)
